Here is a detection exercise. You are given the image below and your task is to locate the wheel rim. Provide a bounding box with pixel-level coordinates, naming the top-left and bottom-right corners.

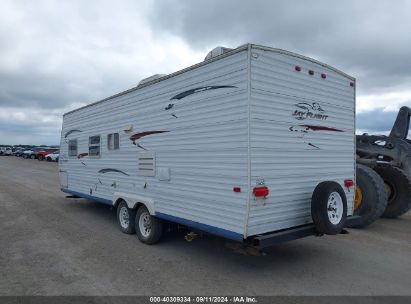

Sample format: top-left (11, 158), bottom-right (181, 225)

top-left (327, 191), bottom-right (343, 225)
top-left (119, 206), bottom-right (129, 229)
top-left (139, 211), bottom-right (152, 237)
top-left (354, 185), bottom-right (362, 211)
top-left (384, 181), bottom-right (396, 204)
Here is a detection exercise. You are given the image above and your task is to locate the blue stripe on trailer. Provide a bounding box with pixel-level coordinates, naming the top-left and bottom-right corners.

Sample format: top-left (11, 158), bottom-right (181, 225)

top-left (61, 188), bottom-right (112, 206)
top-left (61, 189), bottom-right (243, 241)
top-left (155, 212), bottom-right (244, 241)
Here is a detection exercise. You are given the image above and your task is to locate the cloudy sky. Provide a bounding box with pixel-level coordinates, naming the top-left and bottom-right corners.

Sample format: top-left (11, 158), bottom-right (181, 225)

top-left (0, 0), bottom-right (410, 145)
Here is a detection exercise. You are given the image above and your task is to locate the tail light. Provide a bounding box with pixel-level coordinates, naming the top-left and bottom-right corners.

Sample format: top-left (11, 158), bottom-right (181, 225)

top-left (253, 186), bottom-right (269, 198)
top-left (344, 179), bottom-right (354, 188)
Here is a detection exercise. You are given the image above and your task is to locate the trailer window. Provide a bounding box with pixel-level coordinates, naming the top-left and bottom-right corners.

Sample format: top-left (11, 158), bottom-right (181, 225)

top-left (107, 133), bottom-right (119, 150)
top-left (68, 139), bottom-right (77, 157)
top-left (89, 136), bottom-right (101, 157)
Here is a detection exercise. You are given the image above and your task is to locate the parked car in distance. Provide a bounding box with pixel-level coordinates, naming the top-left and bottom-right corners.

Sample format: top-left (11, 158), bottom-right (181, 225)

top-left (23, 147), bottom-right (47, 159)
top-left (36, 148), bottom-right (59, 161)
top-left (0, 147), bottom-right (12, 155)
top-left (3, 147), bottom-right (12, 155)
top-left (45, 151), bottom-right (59, 162)
top-left (13, 148), bottom-right (26, 157)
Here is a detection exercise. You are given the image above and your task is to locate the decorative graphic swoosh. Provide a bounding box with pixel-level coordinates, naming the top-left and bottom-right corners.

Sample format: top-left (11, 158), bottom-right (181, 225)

top-left (308, 143), bottom-right (321, 149)
top-left (300, 125), bottom-right (343, 132)
top-left (295, 102), bottom-right (325, 112)
top-left (64, 129), bottom-right (83, 143)
top-left (64, 129), bottom-right (83, 138)
top-left (170, 85), bottom-right (237, 101)
top-left (129, 131), bottom-right (169, 147)
top-left (98, 168), bottom-right (129, 176)
top-left (289, 125), bottom-right (343, 150)
top-left (77, 153), bottom-right (88, 159)
top-left (289, 125), bottom-right (343, 133)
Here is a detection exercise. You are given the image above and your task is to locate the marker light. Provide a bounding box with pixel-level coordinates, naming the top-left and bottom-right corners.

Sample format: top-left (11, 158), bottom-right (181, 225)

top-left (253, 186), bottom-right (269, 198)
top-left (344, 179), bottom-right (354, 188)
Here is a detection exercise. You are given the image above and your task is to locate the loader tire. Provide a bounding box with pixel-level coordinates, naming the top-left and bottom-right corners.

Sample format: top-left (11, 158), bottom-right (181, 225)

top-left (374, 166), bottom-right (411, 218)
top-left (311, 181), bottom-right (347, 235)
top-left (348, 164), bottom-right (387, 228)
top-left (135, 206), bottom-right (163, 244)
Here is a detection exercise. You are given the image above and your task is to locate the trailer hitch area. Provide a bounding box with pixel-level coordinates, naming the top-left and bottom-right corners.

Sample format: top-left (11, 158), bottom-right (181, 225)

top-left (184, 231), bottom-right (201, 242)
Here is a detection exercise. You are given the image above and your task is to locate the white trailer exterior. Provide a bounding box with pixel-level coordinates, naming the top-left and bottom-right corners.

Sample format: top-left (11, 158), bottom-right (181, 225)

top-left (59, 44), bottom-right (356, 244)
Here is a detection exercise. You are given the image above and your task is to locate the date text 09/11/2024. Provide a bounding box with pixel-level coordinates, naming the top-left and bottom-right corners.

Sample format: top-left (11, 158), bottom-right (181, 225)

top-left (149, 296), bottom-right (258, 303)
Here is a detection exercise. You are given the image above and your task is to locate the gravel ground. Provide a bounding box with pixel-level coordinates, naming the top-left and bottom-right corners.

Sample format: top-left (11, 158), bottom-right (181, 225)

top-left (0, 156), bottom-right (410, 296)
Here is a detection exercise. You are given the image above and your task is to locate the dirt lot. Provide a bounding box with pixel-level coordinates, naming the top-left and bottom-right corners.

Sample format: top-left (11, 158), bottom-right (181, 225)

top-left (0, 156), bottom-right (410, 296)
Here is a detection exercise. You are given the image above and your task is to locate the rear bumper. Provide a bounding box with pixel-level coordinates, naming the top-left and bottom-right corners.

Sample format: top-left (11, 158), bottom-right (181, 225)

top-left (249, 215), bottom-right (361, 248)
top-left (249, 224), bottom-right (318, 248)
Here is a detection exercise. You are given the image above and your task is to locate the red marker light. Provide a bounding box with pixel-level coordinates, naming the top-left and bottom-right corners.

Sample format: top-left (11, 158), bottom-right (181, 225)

top-left (253, 186), bottom-right (269, 198)
top-left (295, 65), bottom-right (301, 72)
top-left (321, 73), bottom-right (327, 79)
top-left (233, 187), bottom-right (241, 193)
top-left (308, 70), bottom-right (314, 76)
top-left (344, 179), bottom-right (354, 188)
top-left (350, 82), bottom-right (355, 87)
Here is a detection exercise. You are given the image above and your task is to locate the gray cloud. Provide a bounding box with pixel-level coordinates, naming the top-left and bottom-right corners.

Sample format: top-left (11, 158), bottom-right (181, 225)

top-left (356, 109), bottom-right (399, 133)
top-left (0, 0), bottom-right (150, 110)
top-left (1, 0), bottom-right (411, 144)
top-left (149, 0), bottom-right (411, 92)
top-left (0, 119), bottom-right (59, 145)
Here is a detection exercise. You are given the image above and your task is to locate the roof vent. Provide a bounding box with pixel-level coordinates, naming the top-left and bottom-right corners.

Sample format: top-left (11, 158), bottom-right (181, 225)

top-left (204, 46), bottom-right (232, 61)
top-left (138, 74), bottom-right (167, 87)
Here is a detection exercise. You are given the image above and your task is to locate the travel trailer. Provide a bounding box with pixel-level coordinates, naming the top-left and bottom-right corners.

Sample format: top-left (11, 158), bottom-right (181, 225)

top-left (59, 44), bottom-right (356, 247)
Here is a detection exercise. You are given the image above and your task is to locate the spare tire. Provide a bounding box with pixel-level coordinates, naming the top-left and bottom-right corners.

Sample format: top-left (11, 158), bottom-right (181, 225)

top-left (348, 164), bottom-right (387, 228)
top-left (311, 181), bottom-right (347, 235)
top-left (374, 166), bottom-right (411, 218)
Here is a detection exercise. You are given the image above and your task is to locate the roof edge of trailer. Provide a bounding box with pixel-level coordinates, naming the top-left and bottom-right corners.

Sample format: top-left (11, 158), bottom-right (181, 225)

top-left (63, 43), bottom-right (355, 117)
top-left (252, 45), bottom-right (355, 81)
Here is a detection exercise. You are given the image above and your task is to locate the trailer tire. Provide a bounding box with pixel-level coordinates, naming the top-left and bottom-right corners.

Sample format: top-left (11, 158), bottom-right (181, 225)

top-left (116, 200), bottom-right (136, 234)
top-left (348, 164), bottom-right (387, 228)
top-left (374, 166), bottom-right (411, 218)
top-left (135, 205), bottom-right (163, 244)
top-left (311, 181), bottom-right (347, 235)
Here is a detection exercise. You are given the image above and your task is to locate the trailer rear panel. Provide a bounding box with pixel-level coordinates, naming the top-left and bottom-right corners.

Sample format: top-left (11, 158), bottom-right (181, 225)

top-left (247, 46), bottom-right (355, 236)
